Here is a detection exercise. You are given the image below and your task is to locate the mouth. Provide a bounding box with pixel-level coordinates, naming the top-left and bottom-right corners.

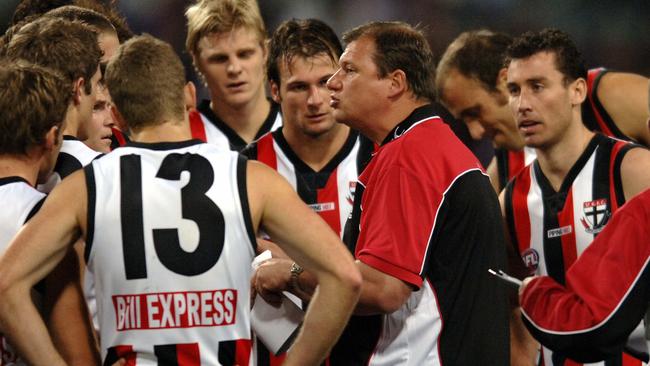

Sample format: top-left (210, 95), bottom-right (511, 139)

top-left (226, 81), bottom-right (247, 91)
top-left (306, 112), bottom-right (329, 122)
top-left (518, 119), bottom-right (541, 133)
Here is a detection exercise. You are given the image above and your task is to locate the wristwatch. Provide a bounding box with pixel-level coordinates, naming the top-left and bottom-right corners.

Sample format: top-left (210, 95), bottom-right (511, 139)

top-left (290, 262), bottom-right (304, 291)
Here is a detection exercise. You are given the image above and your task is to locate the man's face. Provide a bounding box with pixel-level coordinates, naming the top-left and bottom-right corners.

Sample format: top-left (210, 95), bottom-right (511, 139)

top-left (77, 66), bottom-right (102, 142)
top-left (195, 27), bottom-right (266, 109)
top-left (440, 68), bottom-right (523, 150)
top-left (83, 83), bottom-right (114, 153)
top-left (327, 36), bottom-right (390, 130)
top-left (506, 51), bottom-right (579, 149)
top-left (273, 54), bottom-right (339, 138)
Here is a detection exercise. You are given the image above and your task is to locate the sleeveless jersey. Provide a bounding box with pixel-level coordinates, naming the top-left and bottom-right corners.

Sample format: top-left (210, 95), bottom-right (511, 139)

top-left (504, 133), bottom-right (644, 366)
top-left (84, 140), bottom-right (257, 365)
top-left (190, 100), bottom-right (282, 152)
top-left (0, 177), bottom-right (45, 366)
top-left (333, 105), bottom-right (509, 365)
top-left (495, 147), bottom-right (537, 190)
top-left (244, 128), bottom-right (363, 237)
top-left (38, 135), bottom-right (102, 193)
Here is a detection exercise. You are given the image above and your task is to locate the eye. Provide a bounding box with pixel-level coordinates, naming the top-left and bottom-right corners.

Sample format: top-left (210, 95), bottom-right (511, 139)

top-left (287, 83), bottom-right (308, 92)
top-left (507, 85), bottom-right (520, 97)
top-left (532, 83), bottom-right (544, 92)
top-left (208, 55), bottom-right (228, 64)
top-left (238, 49), bottom-right (255, 59)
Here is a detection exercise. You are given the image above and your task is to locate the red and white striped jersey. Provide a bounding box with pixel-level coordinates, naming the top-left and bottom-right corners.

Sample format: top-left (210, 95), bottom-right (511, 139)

top-left (495, 146), bottom-right (537, 190)
top-left (504, 133), bottom-right (645, 366)
top-left (0, 177), bottom-right (45, 366)
top-left (189, 100), bottom-right (282, 152)
top-left (84, 140), bottom-right (256, 365)
top-left (243, 128), bottom-right (364, 237)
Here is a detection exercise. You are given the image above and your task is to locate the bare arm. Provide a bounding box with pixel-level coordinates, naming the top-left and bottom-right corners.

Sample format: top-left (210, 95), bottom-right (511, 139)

top-left (487, 156), bottom-right (501, 193)
top-left (597, 72), bottom-right (650, 146)
top-left (246, 161), bottom-right (362, 366)
top-left (0, 171), bottom-right (88, 365)
top-left (621, 147), bottom-right (650, 201)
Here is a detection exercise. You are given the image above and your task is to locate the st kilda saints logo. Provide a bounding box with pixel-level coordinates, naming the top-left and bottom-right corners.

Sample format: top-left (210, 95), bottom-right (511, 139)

top-left (346, 181), bottom-right (356, 205)
top-left (580, 198), bottom-right (610, 234)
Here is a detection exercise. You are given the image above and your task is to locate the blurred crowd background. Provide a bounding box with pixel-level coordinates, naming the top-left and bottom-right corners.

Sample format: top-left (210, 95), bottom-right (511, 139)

top-left (1, 0), bottom-right (649, 106)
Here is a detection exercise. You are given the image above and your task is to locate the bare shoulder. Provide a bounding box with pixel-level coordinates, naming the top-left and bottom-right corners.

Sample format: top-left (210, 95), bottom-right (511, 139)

top-left (621, 146), bottom-right (650, 200)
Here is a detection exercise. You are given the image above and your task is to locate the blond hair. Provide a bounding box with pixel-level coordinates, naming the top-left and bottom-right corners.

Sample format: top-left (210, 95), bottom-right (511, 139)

top-left (185, 0), bottom-right (266, 57)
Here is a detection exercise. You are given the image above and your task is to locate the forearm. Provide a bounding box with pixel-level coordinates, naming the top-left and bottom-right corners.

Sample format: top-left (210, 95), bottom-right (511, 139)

top-left (510, 307), bottom-right (539, 366)
top-left (0, 285), bottom-right (66, 365)
top-left (284, 274), bottom-right (359, 365)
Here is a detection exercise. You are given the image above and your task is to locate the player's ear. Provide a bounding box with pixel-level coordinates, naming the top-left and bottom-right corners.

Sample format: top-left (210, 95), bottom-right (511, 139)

top-left (44, 125), bottom-right (61, 150)
top-left (184, 81), bottom-right (197, 111)
top-left (569, 77), bottom-right (587, 106)
top-left (387, 69), bottom-right (407, 98)
top-left (72, 77), bottom-right (85, 106)
top-left (270, 81), bottom-right (281, 104)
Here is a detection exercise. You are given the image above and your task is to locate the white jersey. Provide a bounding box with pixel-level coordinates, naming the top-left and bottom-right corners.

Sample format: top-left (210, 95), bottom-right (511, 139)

top-left (84, 140), bottom-right (256, 365)
top-left (0, 177), bottom-right (45, 366)
top-left (38, 136), bottom-right (102, 193)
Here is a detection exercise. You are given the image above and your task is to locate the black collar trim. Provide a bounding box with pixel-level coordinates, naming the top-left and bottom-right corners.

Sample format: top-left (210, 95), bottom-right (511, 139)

top-left (381, 104), bottom-right (440, 146)
top-left (124, 139), bottom-right (204, 151)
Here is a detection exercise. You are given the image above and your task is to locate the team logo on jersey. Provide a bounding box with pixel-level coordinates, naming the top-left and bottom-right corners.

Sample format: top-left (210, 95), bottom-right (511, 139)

top-left (580, 198), bottom-right (610, 234)
top-left (346, 181), bottom-right (357, 205)
top-left (521, 248), bottom-right (539, 272)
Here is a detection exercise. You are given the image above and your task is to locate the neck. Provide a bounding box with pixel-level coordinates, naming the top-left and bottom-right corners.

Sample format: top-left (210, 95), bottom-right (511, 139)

top-left (536, 118), bottom-right (594, 191)
top-left (129, 114), bottom-right (192, 143)
top-left (283, 123), bottom-right (351, 171)
top-left (210, 87), bottom-right (270, 144)
top-left (0, 154), bottom-right (41, 186)
top-left (367, 97), bottom-right (429, 145)
top-left (62, 110), bottom-right (80, 137)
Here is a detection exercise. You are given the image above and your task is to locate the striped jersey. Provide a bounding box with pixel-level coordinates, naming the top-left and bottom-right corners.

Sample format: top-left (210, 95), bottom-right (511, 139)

top-left (0, 177), bottom-right (45, 366)
top-left (38, 135), bottom-right (102, 193)
top-left (332, 104), bottom-right (509, 365)
top-left (243, 128), bottom-right (364, 237)
top-left (190, 100), bottom-right (282, 152)
top-left (84, 140), bottom-right (256, 365)
top-left (504, 133), bottom-right (645, 366)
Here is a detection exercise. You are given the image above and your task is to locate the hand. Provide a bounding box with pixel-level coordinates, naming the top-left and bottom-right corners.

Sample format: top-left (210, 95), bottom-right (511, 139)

top-left (256, 238), bottom-right (290, 259)
top-left (519, 276), bottom-right (536, 299)
top-left (251, 258), bottom-right (293, 307)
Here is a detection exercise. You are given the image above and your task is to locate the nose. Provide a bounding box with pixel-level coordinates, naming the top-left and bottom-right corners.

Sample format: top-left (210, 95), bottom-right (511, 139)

top-left (465, 119), bottom-right (487, 141)
top-left (514, 89), bottom-right (532, 114)
top-left (307, 85), bottom-right (324, 106)
top-left (327, 69), bottom-right (342, 91)
top-left (226, 58), bottom-right (242, 75)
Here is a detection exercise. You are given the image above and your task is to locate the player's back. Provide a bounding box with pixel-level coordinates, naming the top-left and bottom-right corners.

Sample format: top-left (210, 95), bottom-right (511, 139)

top-left (84, 140), bottom-right (256, 365)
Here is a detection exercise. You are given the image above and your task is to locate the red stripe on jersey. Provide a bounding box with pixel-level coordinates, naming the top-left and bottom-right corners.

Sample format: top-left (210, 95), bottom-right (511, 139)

top-left (586, 68), bottom-right (613, 137)
top-left (609, 141), bottom-right (626, 212)
top-left (256, 134), bottom-right (277, 170)
top-left (557, 189), bottom-right (578, 268)
top-left (112, 128), bottom-right (127, 147)
top-left (623, 352), bottom-right (642, 365)
top-left (189, 110), bottom-right (207, 142)
top-left (513, 166), bottom-right (532, 253)
top-left (565, 359), bottom-right (581, 366)
top-left (114, 345), bottom-right (137, 366)
top-left (177, 343), bottom-right (200, 366)
top-left (235, 339), bottom-right (252, 366)
top-left (507, 150), bottom-right (526, 180)
top-left (269, 353), bottom-right (286, 366)
top-left (317, 167), bottom-right (342, 236)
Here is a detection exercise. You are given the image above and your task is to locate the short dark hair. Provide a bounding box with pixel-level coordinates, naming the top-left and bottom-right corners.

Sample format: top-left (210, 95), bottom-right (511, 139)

top-left (105, 34), bottom-right (186, 132)
top-left (45, 5), bottom-right (115, 34)
top-left (435, 30), bottom-right (512, 96)
top-left (268, 18), bottom-right (342, 86)
top-left (5, 17), bottom-right (101, 94)
top-left (11, 0), bottom-right (133, 42)
top-left (343, 21), bottom-right (436, 101)
top-left (505, 28), bottom-right (586, 84)
top-left (0, 60), bottom-right (71, 155)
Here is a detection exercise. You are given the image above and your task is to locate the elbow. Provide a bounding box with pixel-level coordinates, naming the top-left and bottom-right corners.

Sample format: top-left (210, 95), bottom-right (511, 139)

top-left (341, 265), bottom-right (363, 298)
top-left (372, 293), bottom-right (406, 314)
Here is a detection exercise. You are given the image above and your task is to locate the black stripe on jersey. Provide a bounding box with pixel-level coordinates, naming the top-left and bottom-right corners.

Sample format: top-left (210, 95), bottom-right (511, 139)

top-left (154, 344), bottom-right (179, 365)
top-left (103, 347), bottom-right (121, 366)
top-left (342, 182), bottom-right (364, 254)
top-left (534, 162), bottom-right (568, 285)
top-left (328, 314), bottom-right (382, 365)
top-left (495, 148), bottom-right (510, 191)
top-left (84, 164), bottom-right (96, 263)
top-left (237, 155), bottom-right (257, 253)
top-left (503, 180), bottom-right (520, 253)
top-left (272, 127), bottom-right (359, 204)
top-left (240, 143), bottom-right (258, 160)
top-left (55, 152), bottom-right (83, 179)
top-left (0, 176), bottom-right (31, 186)
top-left (356, 134), bottom-right (375, 174)
top-left (198, 99), bottom-right (281, 151)
top-left (125, 139), bottom-right (203, 151)
top-left (120, 155), bottom-right (147, 279)
top-left (592, 136), bottom-right (614, 240)
top-left (613, 143), bottom-right (639, 207)
top-left (24, 196), bottom-right (46, 224)
top-left (581, 69), bottom-right (629, 141)
top-left (218, 340), bottom-right (237, 365)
